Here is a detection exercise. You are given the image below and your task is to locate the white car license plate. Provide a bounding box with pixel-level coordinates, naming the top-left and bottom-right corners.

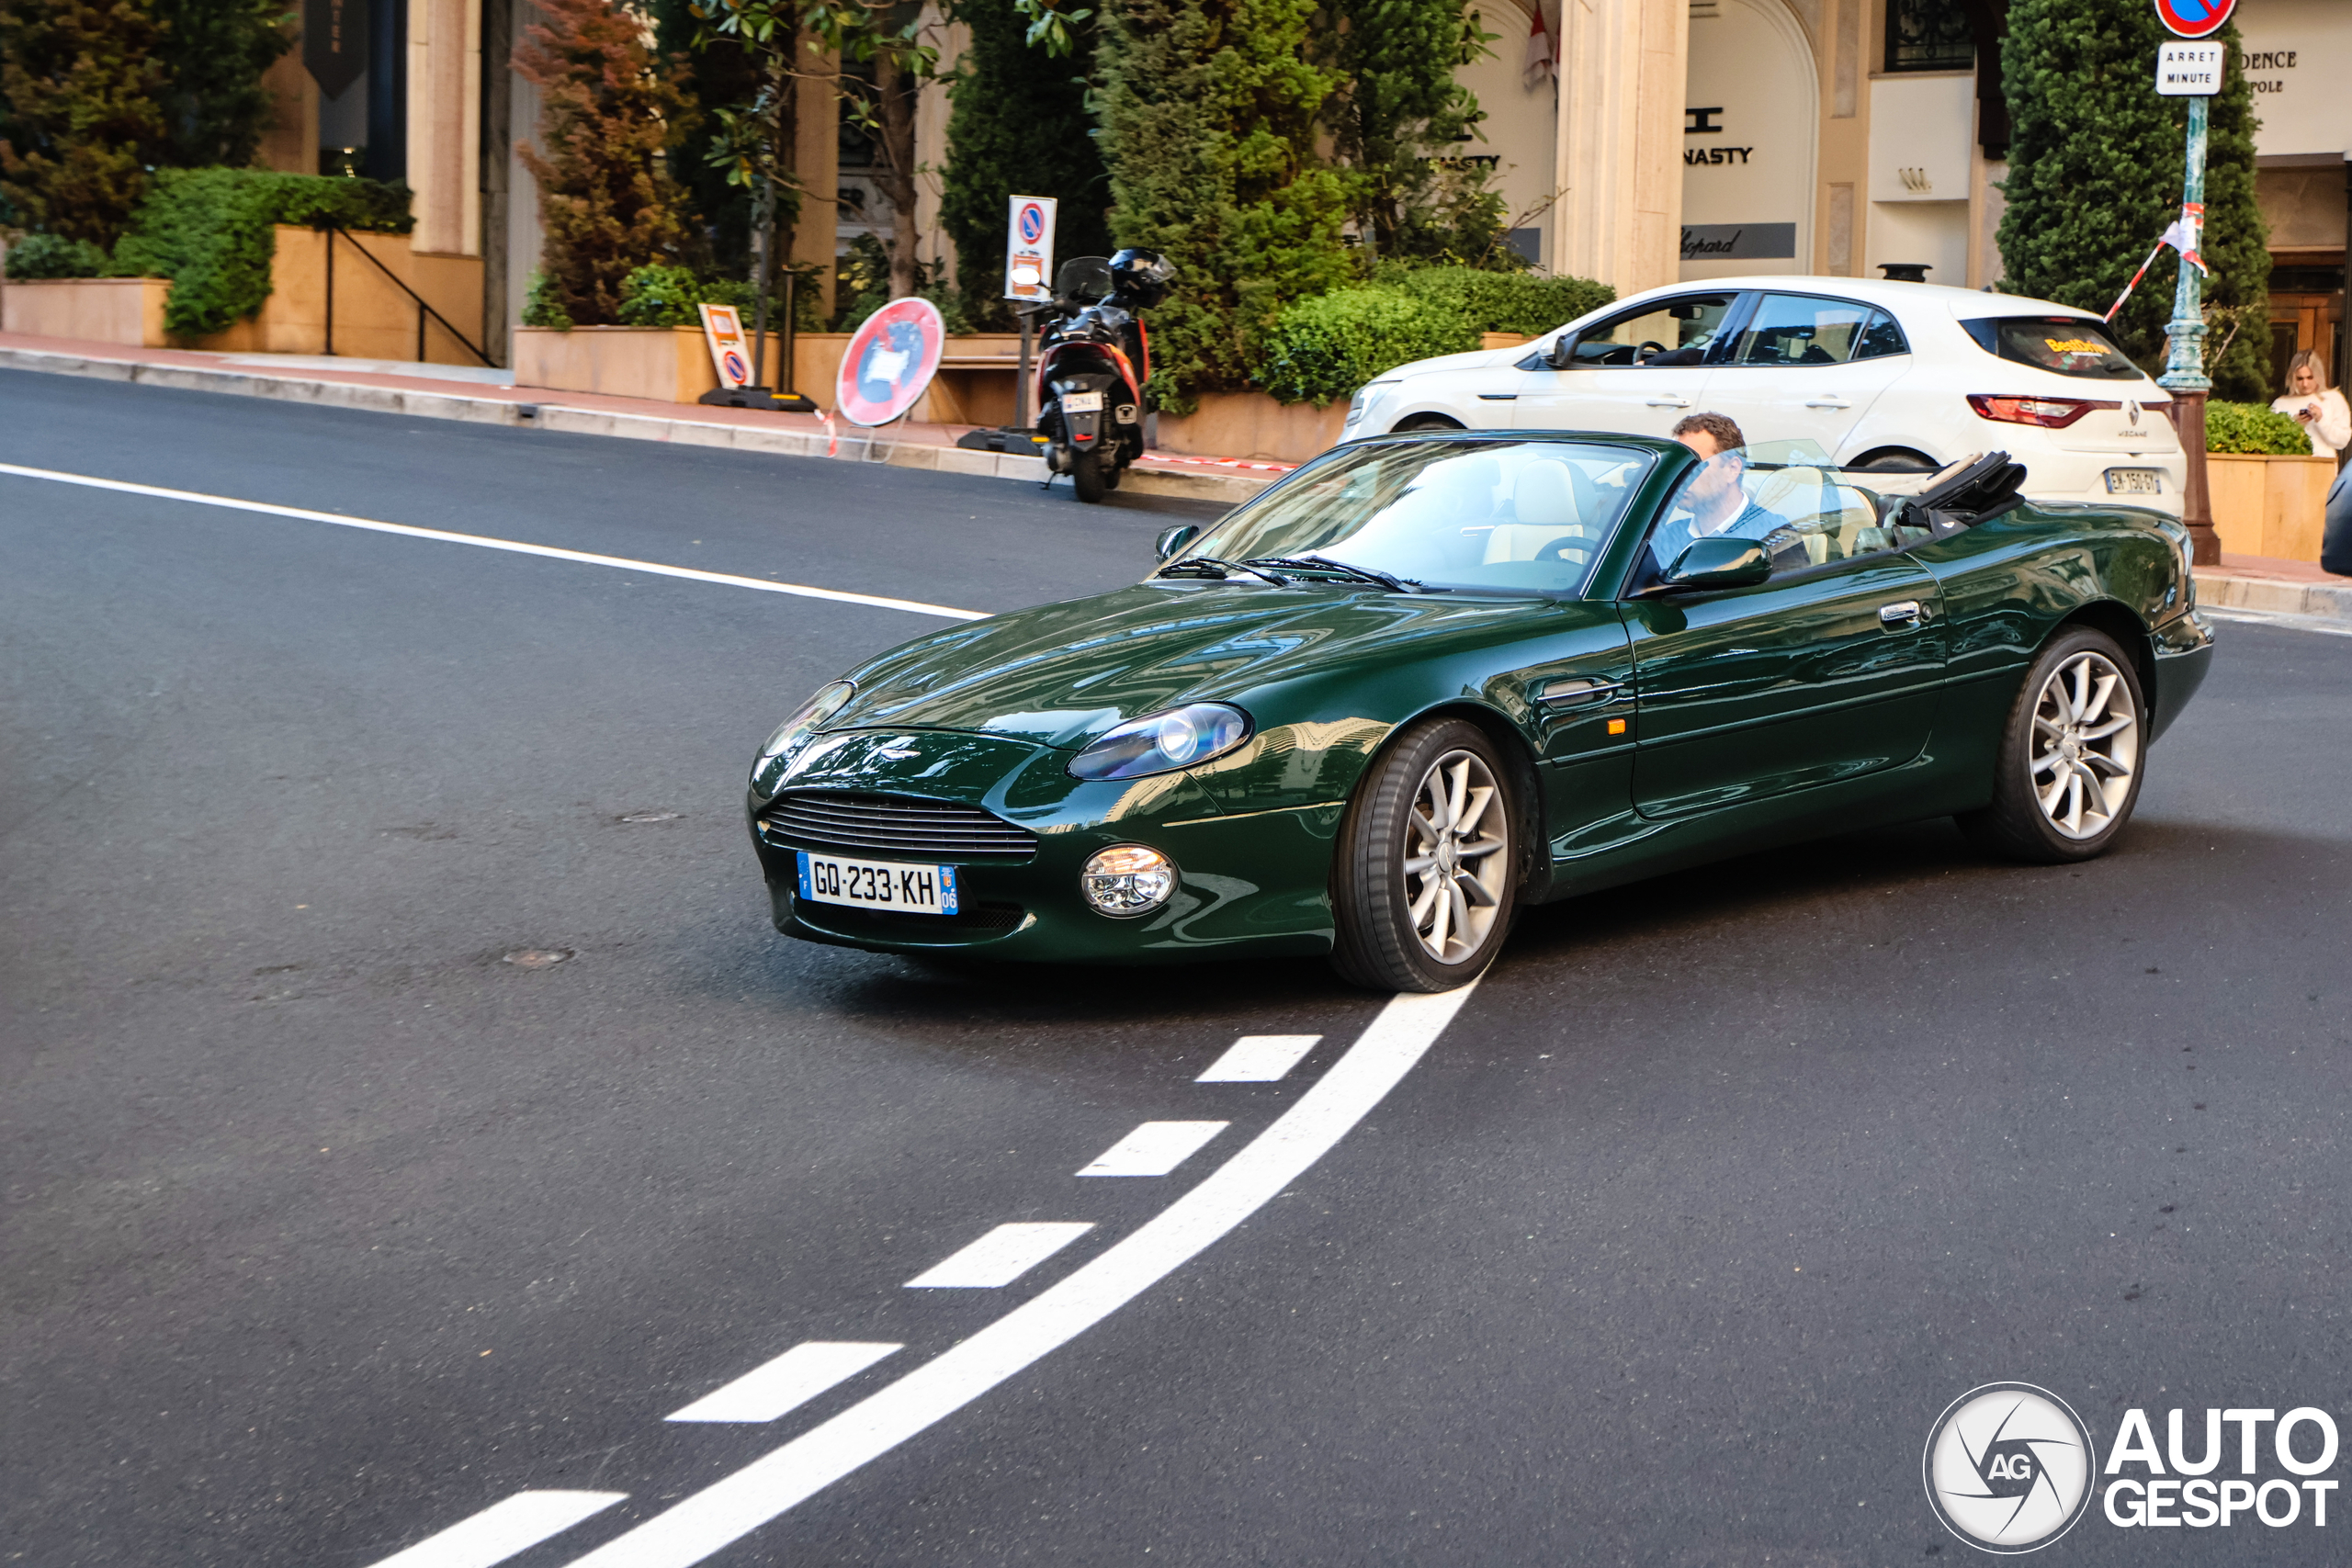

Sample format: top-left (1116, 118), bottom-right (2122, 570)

top-left (796, 852), bottom-right (959, 915)
top-left (1062, 391), bottom-right (1105, 413)
top-left (2105, 468), bottom-right (2163, 495)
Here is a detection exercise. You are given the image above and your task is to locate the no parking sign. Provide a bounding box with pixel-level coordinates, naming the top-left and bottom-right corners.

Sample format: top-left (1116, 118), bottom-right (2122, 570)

top-left (2152, 0), bottom-right (2233, 39)
top-left (1004, 196), bottom-right (1057, 304)
top-left (835, 297), bottom-right (946, 426)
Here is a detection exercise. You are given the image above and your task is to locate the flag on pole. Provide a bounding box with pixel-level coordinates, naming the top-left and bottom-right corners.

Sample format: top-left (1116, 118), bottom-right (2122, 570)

top-left (1523, 2), bottom-right (1556, 87)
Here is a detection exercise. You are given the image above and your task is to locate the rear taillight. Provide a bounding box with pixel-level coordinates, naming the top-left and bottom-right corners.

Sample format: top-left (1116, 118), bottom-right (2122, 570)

top-left (1967, 393), bottom-right (2117, 429)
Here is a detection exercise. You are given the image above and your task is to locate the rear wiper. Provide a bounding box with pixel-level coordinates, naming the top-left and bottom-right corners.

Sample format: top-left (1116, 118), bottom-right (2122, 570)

top-left (1244, 555), bottom-right (1431, 593)
top-left (1159, 556), bottom-right (1292, 586)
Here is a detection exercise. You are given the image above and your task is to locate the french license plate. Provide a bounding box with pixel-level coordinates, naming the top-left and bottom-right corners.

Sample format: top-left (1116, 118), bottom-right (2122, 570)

top-left (1062, 391), bottom-right (1105, 413)
top-left (796, 852), bottom-right (959, 915)
top-left (2105, 468), bottom-right (2163, 495)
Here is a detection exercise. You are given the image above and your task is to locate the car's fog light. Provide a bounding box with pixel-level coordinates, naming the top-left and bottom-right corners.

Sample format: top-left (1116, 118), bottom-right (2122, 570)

top-left (1081, 844), bottom-right (1176, 916)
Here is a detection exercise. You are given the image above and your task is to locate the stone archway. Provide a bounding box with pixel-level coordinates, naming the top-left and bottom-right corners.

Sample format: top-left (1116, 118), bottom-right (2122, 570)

top-left (1679, 0), bottom-right (1818, 280)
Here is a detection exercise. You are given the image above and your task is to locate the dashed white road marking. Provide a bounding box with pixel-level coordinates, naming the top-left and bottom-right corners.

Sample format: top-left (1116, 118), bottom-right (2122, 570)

top-left (664, 1341), bottom-right (902, 1424)
top-left (0, 461), bottom-right (987, 622)
top-left (905, 1222), bottom-right (1096, 1288)
top-left (366, 1491), bottom-right (626, 1568)
top-left (1195, 1033), bottom-right (1324, 1082)
top-left (560, 983), bottom-right (1479, 1568)
top-left (1076, 1121), bottom-right (1229, 1177)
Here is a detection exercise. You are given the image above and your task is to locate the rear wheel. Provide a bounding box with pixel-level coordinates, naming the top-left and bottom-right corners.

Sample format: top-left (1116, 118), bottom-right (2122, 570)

top-left (1329, 718), bottom-right (1518, 992)
top-left (1958, 627), bottom-right (2146, 863)
top-left (1070, 446), bottom-right (1109, 503)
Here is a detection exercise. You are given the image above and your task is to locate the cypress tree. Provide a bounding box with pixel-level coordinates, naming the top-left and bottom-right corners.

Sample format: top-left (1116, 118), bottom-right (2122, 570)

top-left (152, 0), bottom-right (296, 169)
top-left (1997, 0), bottom-right (2267, 400)
top-left (937, 0), bottom-right (1113, 329)
top-left (1096, 0), bottom-right (1354, 411)
top-left (0, 0), bottom-right (169, 245)
top-left (1323, 0), bottom-right (1503, 265)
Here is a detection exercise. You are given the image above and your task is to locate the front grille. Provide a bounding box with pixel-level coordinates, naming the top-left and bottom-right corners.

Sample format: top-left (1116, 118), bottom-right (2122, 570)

top-left (795, 900), bottom-right (1028, 942)
top-left (761, 791), bottom-right (1038, 861)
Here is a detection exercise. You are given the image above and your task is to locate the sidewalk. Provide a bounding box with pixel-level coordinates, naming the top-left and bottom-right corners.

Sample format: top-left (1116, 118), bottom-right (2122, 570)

top-left (2199, 551), bottom-right (2352, 626)
top-left (0, 331), bottom-right (1292, 506)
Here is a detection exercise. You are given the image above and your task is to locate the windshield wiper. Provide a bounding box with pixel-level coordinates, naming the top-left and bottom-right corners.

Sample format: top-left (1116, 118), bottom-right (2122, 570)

top-left (1159, 556), bottom-right (1292, 586)
top-left (1243, 555), bottom-right (1431, 593)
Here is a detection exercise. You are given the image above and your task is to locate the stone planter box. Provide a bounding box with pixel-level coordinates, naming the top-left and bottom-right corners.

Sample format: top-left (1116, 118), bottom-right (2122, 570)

top-left (0, 227), bottom-right (483, 365)
top-left (514, 326), bottom-right (741, 403)
top-left (2, 277), bottom-right (173, 346)
top-left (1154, 390), bottom-right (1349, 465)
top-left (2208, 451), bottom-right (2339, 563)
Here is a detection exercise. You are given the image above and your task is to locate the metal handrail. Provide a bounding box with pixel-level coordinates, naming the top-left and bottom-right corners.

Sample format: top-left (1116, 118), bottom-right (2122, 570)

top-left (319, 220), bottom-right (495, 367)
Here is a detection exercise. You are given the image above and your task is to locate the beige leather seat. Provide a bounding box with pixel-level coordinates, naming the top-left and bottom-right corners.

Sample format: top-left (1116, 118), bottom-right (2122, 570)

top-left (1481, 459), bottom-right (1589, 564)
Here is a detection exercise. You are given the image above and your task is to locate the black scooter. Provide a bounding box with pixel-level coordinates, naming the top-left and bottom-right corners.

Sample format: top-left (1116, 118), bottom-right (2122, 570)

top-left (1035, 249), bottom-right (1175, 503)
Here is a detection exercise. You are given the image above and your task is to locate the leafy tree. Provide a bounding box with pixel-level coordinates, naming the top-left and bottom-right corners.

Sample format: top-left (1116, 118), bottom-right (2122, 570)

top-left (1096, 0), bottom-right (1355, 412)
top-left (1997, 0), bottom-right (2267, 400)
top-left (937, 0), bottom-right (1113, 329)
top-left (515, 0), bottom-right (697, 325)
top-left (0, 0), bottom-right (169, 245)
top-left (153, 0), bottom-right (295, 169)
top-left (1320, 0), bottom-right (1504, 265)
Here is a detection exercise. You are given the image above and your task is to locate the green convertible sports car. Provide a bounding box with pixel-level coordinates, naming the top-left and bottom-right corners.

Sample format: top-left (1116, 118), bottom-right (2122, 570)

top-left (746, 432), bottom-right (2213, 991)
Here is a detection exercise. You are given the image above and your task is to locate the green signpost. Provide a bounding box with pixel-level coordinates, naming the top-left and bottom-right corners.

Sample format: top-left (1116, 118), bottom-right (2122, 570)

top-left (2151, 0), bottom-right (2234, 564)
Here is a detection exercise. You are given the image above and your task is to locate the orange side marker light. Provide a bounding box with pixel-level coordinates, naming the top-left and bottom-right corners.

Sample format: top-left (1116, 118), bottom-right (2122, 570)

top-left (1607, 718), bottom-right (1627, 736)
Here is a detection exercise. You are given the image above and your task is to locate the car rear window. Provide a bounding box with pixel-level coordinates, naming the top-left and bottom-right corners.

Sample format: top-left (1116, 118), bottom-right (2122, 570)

top-left (1962, 316), bottom-right (2146, 381)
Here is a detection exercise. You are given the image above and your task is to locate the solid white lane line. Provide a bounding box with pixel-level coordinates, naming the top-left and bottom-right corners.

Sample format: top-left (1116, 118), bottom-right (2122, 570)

top-left (561, 983), bottom-right (1479, 1568)
top-left (365, 1490), bottom-right (626, 1568)
top-left (1075, 1121), bottom-right (1230, 1177)
top-left (1195, 1033), bottom-right (1325, 1083)
top-left (905, 1222), bottom-right (1096, 1288)
top-left (664, 1341), bottom-right (902, 1424)
top-left (0, 461), bottom-right (987, 622)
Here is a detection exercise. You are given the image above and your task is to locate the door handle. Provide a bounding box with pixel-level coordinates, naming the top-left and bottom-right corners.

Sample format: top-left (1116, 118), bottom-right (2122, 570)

top-left (1644, 395), bottom-right (1692, 408)
top-left (1536, 676), bottom-right (1624, 708)
top-left (1878, 600), bottom-right (1924, 626)
top-left (1804, 397), bottom-right (1851, 410)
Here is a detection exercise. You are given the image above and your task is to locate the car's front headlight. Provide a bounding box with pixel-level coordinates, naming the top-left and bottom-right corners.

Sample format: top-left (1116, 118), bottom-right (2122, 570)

top-left (1067, 704), bottom-right (1251, 782)
top-left (1345, 379), bottom-right (1400, 427)
top-left (752, 679), bottom-right (855, 788)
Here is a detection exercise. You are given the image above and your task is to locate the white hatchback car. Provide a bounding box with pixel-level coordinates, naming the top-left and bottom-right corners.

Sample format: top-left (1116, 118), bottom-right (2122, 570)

top-left (1338, 276), bottom-right (2186, 514)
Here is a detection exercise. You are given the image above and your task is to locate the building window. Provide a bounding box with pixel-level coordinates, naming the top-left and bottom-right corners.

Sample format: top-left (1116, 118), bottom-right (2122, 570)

top-left (1886, 0), bottom-right (1973, 73)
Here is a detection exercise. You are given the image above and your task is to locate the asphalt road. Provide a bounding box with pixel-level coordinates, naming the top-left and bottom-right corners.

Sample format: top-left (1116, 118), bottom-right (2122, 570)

top-left (6, 367), bottom-right (2351, 1567)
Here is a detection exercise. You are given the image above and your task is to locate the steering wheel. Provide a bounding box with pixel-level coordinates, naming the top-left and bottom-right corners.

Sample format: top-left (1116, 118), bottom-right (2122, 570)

top-left (1633, 340), bottom-right (1668, 364)
top-left (1532, 536), bottom-right (1588, 564)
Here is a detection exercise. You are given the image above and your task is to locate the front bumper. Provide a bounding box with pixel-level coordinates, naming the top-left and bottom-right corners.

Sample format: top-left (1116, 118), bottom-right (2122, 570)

top-left (748, 791), bottom-right (1345, 965)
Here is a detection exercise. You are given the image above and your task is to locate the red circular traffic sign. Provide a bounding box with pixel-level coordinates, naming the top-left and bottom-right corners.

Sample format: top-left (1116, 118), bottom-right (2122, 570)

top-left (2153, 0), bottom-right (2233, 39)
top-left (834, 298), bottom-right (946, 427)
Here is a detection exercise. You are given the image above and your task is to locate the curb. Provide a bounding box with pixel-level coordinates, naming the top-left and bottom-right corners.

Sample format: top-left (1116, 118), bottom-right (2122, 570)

top-left (0, 344), bottom-right (1278, 507)
top-left (2198, 571), bottom-right (2352, 623)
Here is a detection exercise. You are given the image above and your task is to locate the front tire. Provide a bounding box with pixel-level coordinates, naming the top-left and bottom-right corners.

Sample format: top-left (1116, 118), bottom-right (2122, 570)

top-left (1958, 627), bottom-right (2147, 863)
top-left (1070, 446), bottom-right (1109, 502)
top-left (1329, 718), bottom-right (1518, 992)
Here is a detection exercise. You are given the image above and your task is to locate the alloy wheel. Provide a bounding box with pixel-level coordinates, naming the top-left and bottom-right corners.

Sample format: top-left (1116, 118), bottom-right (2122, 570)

top-left (2030, 649), bottom-right (2140, 840)
top-left (1402, 750), bottom-right (1510, 963)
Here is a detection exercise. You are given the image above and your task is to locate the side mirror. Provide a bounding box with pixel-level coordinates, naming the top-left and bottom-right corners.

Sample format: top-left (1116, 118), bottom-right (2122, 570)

top-left (1546, 336), bottom-right (1577, 370)
top-left (1154, 524), bottom-right (1200, 562)
top-left (1664, 536), bottom-right (1771, 590)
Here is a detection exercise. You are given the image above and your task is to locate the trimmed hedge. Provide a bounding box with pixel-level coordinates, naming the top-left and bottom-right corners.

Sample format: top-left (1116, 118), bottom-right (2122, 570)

top-left (2205, 400), bottom-right (2319, 456)
top-left (5, 231), bottom-right (109, 277)
top-left (1261, 286), bottom-right (1478, 407)
top-left (110, 168), bottom-right (413, 337)
top-left (1375, 264), bottom-right (1615, 338)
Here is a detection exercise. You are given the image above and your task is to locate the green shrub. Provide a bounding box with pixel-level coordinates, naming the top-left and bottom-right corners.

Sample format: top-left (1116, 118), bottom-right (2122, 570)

top-left (2205, 400), bottom-right (2315, 456)
top-left (5, 231), bottom-right (110, 278)
top-left (611, 262), bottom-right (825, 331)
top-left (1260, 285), bottom-right (1478, 406)
top-left (1374, 263), bottom-right (1613, 338)
top-left (107, 168), bottom-right (412, 337)
top-left (522, 269), bottom-right (574, 330)
top-left (0, 0), bottom-right (168, 246)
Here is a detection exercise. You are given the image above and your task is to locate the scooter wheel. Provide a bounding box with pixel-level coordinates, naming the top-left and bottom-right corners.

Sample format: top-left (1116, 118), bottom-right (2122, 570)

top-left (1070, 446), bottom-right (1109, 503)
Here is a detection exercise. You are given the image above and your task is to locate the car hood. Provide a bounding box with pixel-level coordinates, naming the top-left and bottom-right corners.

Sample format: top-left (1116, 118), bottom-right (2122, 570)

top-left (1396, 345), bottom-right (1521, 378)
top-left (827, 581), bottom-right (1544, 748)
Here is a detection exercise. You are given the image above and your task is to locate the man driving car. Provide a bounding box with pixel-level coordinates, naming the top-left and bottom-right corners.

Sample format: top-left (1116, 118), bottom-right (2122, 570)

top-left (1644, 412), bottom-right (1784, 575)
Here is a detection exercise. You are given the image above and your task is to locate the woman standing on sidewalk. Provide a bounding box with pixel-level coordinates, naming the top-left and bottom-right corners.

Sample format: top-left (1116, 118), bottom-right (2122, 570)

top-left (2272, 350), bottom-right (2350, 465)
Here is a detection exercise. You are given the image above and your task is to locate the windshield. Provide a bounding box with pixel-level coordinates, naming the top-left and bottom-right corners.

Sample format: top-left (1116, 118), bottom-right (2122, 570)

top-left (1164, 438), bottom-right (1656, 597)
top-left (1962, 316), bottom-right (2147, 381)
